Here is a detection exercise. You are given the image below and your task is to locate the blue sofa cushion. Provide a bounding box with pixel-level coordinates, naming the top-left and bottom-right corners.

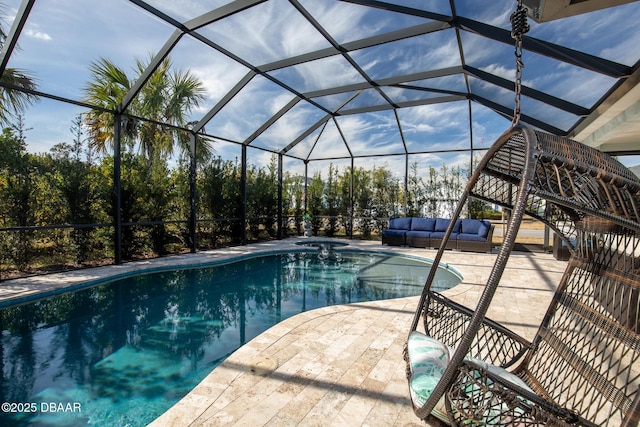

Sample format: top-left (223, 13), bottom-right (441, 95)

top-left (430, 231), bottom-right (459, 240)
top-left (456, 233), bottom-right (487, 242)
top-left (461, 219), bottom-right (480, 234)
top-left (461, 219), bottom-right (491, 237)
top-left (389, 217), bottom-right (412, 230)
top-left (434, 218), bottom-right (449, 232)
top-left (478, 220), bottom-right (491, 237)
top-left (411, 218), bottom-right (436, 231)
top-left (382, 229), bottom-right (406, 237)
top-left (434, 218), bottom-right (461, 233)
top-left (406, 230), bottom-right (431, 238)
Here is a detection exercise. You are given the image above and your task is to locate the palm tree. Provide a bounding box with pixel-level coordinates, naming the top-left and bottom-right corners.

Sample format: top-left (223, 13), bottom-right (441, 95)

top-left (83, 54), bottom-right (210, 160)
top-left (83, 58), bottom-right (132, 153)
top-left (0, 4), bottom-right (38, 126)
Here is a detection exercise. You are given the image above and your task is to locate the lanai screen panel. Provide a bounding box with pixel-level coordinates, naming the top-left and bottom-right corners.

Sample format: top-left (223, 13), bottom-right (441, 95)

top-left (250, 101), bottom-right (329, 152)
top-left (140, 0), bottom-right (237, 22)
top-left (3, 0), bottom-right (173, 103)
top-left (335, 111), bottom-right (405, 157)
top-left (470, 104), bottom-right (513, 151)
top-left (155, 36), bottom-right (252, 125)
top-left (307, 120), bottom-right (352, 161)
top-left (297, 0), bottom-right (432, 44)
top-left (205, 75), bottom-right (298, 143)
top-left (350, 29), bottom-right (462, 81)
top-left (0, 0), bottom-right (639, 170)
top-left (267, 55), bottom-right (367, 94)
top-left (397, 102), bottom-right (471, 154)
top-left (196, 0), bottom-right (333, 65)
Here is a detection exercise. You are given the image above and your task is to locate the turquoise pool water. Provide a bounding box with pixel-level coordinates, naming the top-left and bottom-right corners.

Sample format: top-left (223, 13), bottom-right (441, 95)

top-left (0, 250), bottom-right (461, 426)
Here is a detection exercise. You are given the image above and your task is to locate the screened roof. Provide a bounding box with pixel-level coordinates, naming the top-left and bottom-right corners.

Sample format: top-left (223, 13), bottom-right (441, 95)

top-left (2, 0), bottom-right (640, 166)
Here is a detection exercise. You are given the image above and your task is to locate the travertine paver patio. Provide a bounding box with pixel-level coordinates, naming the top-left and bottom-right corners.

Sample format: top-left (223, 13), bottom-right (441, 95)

top-left (0, 237), bottom-right (567, 426)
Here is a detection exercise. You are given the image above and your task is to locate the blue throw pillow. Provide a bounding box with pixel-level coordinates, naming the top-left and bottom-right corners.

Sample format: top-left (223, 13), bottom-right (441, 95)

top-left (434, 218), bottom-right (450, 232)
top-left (411, 218), bottom-right (436, 231)
top-left (461, 219), bottom-right (481, 234)
top-left (389, 217), bottom-right (412, 230)
top-left (477, 221), bottom-right (491, 238)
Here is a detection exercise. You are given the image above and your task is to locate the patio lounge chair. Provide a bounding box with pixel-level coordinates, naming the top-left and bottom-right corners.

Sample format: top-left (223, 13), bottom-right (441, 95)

top-left (404, 125), bottom-right (640, 426)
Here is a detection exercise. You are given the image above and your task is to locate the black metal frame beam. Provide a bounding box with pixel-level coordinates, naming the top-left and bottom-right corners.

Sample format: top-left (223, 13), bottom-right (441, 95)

top-left (458, 18), bottom-right (631, 78)
top-left (258, 21), bottom-right (450, 73)
top-left (305, 121), bottom-right (330, 161)
top-left (189, 132), bottom-right (197, 252)
top-left (464, 65), bottom-right (590, 117)
top-left (127, 0), bottom-right (191, 31)
top-left (339, 0), bottom-right (633, 78)
top-left (281, 114), bottom-right (333, 154)
top-left (338, 0), bottom-right (452, 22)
top-left (333, 116), bottom-right (353, 160)
top-left (277, 153), bottom-right (283, 239)
top-left (0, 0), bottom-right (36, 76)
top-left (240, 145), bottom-right (247, 245)
top-left (113, 115), bottom-right (123, 264)
top-left (302, 66), bottom-right (465, 99)
top-left (339, 94), bottom-right (465, 116)
top-left (294, 146), bottom-right (489, 163)
top-left (469, 93), bottom-right (566, 135)
top-left (119, 30), bottom-right (184, 112)
top-left (183, 0), bottom-right (268, 31)
top-left (289, 0), bottom-right (398, 109)
top-left (195, 71), bottom-right (257, 132)
top-left (243, 97), bottom-right (301, 146)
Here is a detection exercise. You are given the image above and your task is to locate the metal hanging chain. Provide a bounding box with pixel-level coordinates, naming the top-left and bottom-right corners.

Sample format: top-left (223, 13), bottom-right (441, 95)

top-left (510, 0), bottom-right (530, 126)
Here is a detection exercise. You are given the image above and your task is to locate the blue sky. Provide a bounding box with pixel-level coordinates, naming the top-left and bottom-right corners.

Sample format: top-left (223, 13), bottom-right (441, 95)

top-left (2, 0), bottom-right (640, 176)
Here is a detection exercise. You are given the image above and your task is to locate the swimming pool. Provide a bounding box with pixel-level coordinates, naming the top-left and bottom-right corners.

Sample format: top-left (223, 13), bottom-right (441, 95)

top-left (0, 250), bottom-right (461, 426)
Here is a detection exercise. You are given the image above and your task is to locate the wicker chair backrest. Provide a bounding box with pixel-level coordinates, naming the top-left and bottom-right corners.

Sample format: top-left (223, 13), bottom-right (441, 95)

top-left (471, 128), bottom-right (640, 425)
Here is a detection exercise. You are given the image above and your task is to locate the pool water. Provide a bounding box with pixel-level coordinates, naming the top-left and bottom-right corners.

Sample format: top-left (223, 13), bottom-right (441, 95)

top-left (0, 251), bottom-right (461, 426)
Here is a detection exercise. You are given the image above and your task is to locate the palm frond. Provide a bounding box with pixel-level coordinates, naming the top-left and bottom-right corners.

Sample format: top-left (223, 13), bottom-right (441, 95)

top-left (0, 68), bottom-right (39, 127)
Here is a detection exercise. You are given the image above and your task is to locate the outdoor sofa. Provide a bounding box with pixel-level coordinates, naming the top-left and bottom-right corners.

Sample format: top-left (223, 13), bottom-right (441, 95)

top-left (381, 217), bottom-right (494, 253)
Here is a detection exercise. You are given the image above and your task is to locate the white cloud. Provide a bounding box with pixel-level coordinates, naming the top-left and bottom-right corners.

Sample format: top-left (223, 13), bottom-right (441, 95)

top-left (290, 55), bottom-right (364, 92)
top-left (411, 35), bottom-right (461, 70)
top-left (528, 2), bottom-right (640, 66)
top-left (270, 92), bottom-right (296, 116)
top-left (401, 103), bottom-right (467, 132)
top-left (482, 63), bottom-right (515, 82)
top-left (258, 105), bottom-right (318, 148)
top-left (467, 0), bottom-right (513, 28)
top-left (299, 0), bottom-right (370, 43)
top-left (330, 113), bottom-right (405, 156)
top-left (140, 0), bottom-right (231, 23)
top-left (25, 28), bottom-right (51, 41)
top-left (191, 61), bottom-right (249, 109)
top-left (2, 9), bottom-right (52, 41)
top-left (199, 0), bottom-right (330, 66)
top-left (308, 121), bottom-right (351, 159)
top-left (286, 128), bottom-right (320, 159)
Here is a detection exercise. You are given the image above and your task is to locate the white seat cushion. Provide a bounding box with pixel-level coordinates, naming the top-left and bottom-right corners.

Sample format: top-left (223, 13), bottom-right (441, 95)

top-left (407, 331), bottom-right (534, 423)
top-left (407, 331), bottom-right (450, 407)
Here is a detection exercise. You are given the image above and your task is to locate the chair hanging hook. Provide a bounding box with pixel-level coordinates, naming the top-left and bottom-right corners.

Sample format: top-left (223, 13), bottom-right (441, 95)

top-left (510, 1), bottom-right (530, 38)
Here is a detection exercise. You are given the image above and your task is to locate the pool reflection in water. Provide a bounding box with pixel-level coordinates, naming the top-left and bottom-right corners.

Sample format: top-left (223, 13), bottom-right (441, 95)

top-left (0, 251), bottom-right (461, 426)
